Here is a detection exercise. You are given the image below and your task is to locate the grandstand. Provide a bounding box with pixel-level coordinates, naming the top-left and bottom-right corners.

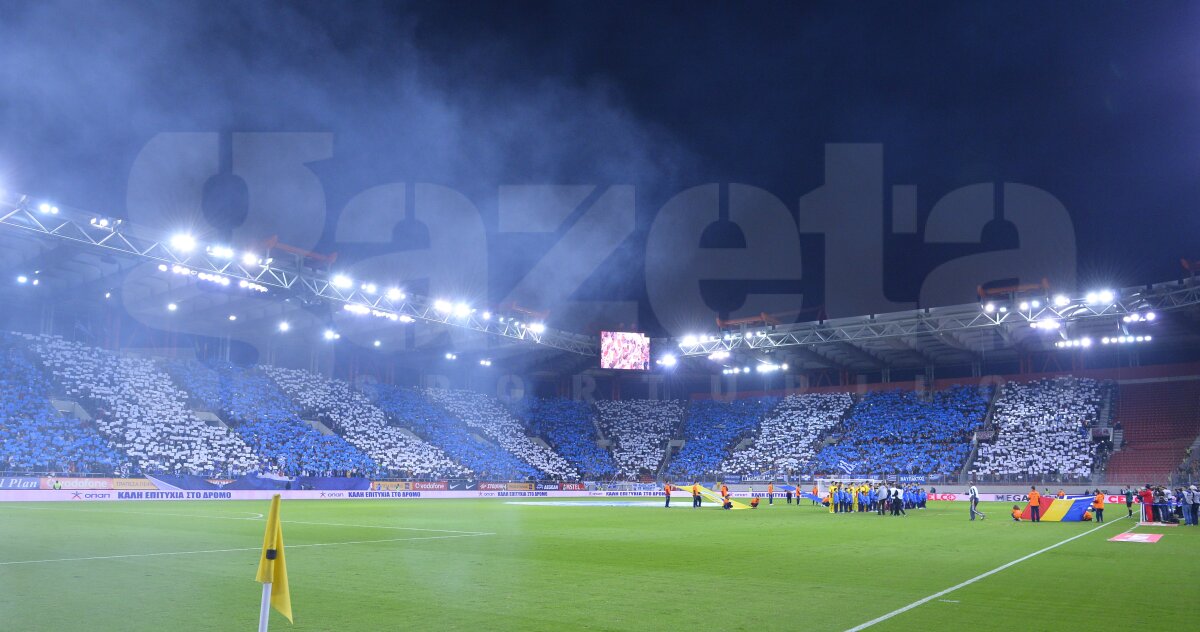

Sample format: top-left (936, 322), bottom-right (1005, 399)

top-left (263, 366), bottom-right (468, 478)
top-left (24, 334), bottom-right (258, 476)
top-left (0, 334), bottom-right (124, 474)
top-left (721, 392), bottom-right (853, 478)
top-left (809, 386), bottom-right (991, 477)
top-left (167, 360), bottom-right (377, 476)
top-left (1105, 379), bottom-right (1200, 484)
top-left (594, 399), bottom-right (685, 479)
top-left (971, 377), bottom-right (1108, 482)
top-left (512, 397), bottom-right (619, 479)
top-left (423, 388), bottom-right (578, 479)
top-left (665, 397), bottom-right (777, 480)
top-left (365, 382), bottom-right (541, 480)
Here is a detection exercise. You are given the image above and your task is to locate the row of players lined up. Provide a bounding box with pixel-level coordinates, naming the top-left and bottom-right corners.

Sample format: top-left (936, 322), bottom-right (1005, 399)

top-left (822, 482), bottom-right (927, 515)
top-left (659, 480), bottom-right (928, 514)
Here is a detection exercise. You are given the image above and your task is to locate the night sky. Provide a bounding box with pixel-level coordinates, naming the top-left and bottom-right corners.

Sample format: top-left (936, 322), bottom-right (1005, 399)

top-left (1, 1), bottom-right (1197, 337)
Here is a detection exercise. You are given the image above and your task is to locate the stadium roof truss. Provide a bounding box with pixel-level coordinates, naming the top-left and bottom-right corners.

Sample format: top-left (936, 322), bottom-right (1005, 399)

top-left (3, 192), bottom-right (1198, 371)
top-left (0, 195), bottom-right (599, 356)
top-left (669, 280), bottom-right (1200, 370)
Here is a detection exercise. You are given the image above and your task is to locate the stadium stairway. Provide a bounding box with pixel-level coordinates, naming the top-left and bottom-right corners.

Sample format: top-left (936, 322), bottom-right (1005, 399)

top-left (1104, 379), bottom-right (1200, 483)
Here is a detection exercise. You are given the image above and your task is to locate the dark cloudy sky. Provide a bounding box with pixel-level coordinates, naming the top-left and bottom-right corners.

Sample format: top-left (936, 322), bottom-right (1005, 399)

top-left (1, 1), bottom-right (1197, 336)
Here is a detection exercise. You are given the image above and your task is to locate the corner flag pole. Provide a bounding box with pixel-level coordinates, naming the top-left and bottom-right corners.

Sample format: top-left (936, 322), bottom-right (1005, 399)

top-left (255, 494), bottom-right (293, 630)
top-left (258, 581), bottom-right (273, 632)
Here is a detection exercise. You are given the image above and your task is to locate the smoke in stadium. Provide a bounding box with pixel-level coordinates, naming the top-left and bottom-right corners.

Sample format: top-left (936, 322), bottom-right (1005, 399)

top-left (1, 2), bottom-right (1198, 630)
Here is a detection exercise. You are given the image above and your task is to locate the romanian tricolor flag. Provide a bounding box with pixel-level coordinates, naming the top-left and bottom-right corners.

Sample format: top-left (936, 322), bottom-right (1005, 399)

top-left (256, 494), bottom-right (293, 626)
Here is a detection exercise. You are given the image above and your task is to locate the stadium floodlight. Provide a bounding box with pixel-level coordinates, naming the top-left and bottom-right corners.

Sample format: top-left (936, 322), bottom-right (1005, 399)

top-left (323, 329), bottom-right (339, 341)
top-left (781, 363), bottom-right (788, 370)
top-left (1081, 337), bottom-right (1092, 347)
top-left (16, 275), bottom-right (27, 284)
top-left (681, 335), bottom-right (698, 347)
top-left (1054, 294), bottom-right (1070, 307)
top-left (1087, 289), bottom-right (1115, 305)
top-left (1031, 300), bottom-right (1040, 308)
top-left (1145, 312), bottom-right (1156, 321)
top-left (104, 292), bottom-right (111, 299)
top-left (709, 350), bottom-right (730, 361)
top-left (479, 359), bottom-right (492, 366)
top-left (386, 288), bottom-right (404, 301)
top-left (227, 314), bottom-right (237, 321)
top-left (206, 245), bottom-right (235, 259)
top-left (453, 303), bottom-right (471, 318)
top-left (278, 321), bottom-right (290, 332)
top-left (529, 323), bottom-right (546, 333)
top-left (1019, 301), bottom-right (1030, 311)
top-left (1102, 337), bottom-right (1110, 344)
top-left (658, 354), bottom-right (677, 367)
top-left (445, 352), bottom-right (457, 360)
top-left (399, 315), bottom-right (415, 323)
top-left (167, 303), bottom-right (178, 312)
top-left (361, 282), bottom-right (377, 294)
top-left (434, 299), bottom-right (452, 313)
top-left (984, 303), bottom-right (996, 313)
top-left (373, 340), bottom-right (382, 348)
top-left (169, 233), bottom-right (196, 252)
top-left (241, 251), bottom-right (260, 266)
top-left (331, 274), bottom-right (353, 289)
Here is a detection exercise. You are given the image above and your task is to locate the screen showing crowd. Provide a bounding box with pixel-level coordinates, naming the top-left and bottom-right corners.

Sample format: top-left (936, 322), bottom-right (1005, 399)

top-left (600, 332), bottom-right (650, 370)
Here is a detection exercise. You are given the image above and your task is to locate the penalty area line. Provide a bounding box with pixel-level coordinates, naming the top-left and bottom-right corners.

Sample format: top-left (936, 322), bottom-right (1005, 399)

top-left (843, 515), bottom-right (1129, 632)
top-left (0, 532), bottom-right (495, 567)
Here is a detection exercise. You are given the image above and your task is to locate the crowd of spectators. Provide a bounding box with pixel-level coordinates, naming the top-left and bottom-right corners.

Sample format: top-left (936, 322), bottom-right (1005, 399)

top-left (0, 335), bottom-right (124, 474)
top-left (423, 389), bottom-right (577, 479)
top-left (263, 366), bottom-right (467, 478)
top-left (665, 398), bottom-right (778, 480)
top-left (721, 392), bottom-right (853, 477)
top-left (809, 386), bottom-right (992, 475)
top-left (26, 334), bottom-right (257, 475)
top-left (594, 399), bottom-right (685, 479)
top-left (364, 383), bottom-right (540, 479)
top-left (513, 398), bottom-right (618, 479)
top-left (971, 377), bottom-right (1107, 481)
top-left (168, 360), bottom-right (376, 477)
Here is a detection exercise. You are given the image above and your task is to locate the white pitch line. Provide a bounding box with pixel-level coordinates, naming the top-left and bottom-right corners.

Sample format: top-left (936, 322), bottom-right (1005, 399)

top-left (3, 505), bottom-right (487, 535)
top-left (843, 515), bottom-right (1129, 632)
top-left (0, 532), bottom-right (494, 567)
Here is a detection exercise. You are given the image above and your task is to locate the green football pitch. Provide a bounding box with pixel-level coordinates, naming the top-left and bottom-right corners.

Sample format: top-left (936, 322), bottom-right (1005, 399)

top-left (1, 499), bottom-right (1194, 631)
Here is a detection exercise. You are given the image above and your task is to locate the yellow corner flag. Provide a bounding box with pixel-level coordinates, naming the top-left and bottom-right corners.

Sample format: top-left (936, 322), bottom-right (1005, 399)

top-left (255, 494), bottom-right (293, 627)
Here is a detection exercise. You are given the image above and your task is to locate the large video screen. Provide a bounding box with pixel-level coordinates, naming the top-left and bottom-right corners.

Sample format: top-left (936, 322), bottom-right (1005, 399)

top-left (600, 331), bottom-right (651, 370)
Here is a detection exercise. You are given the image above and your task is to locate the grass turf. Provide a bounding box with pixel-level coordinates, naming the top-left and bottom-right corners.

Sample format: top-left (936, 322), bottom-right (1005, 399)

top-left (0, 499), bottom-right (1195, 631)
